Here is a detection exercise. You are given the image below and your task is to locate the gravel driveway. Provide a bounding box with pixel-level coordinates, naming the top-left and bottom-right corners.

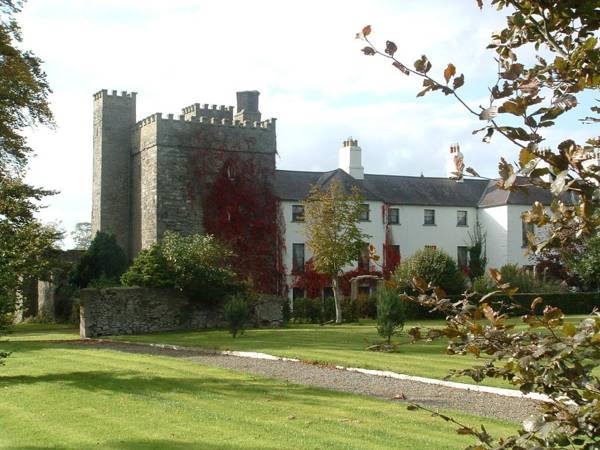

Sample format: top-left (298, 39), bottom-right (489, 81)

top-left (65, 340), bottom-right (541, 422)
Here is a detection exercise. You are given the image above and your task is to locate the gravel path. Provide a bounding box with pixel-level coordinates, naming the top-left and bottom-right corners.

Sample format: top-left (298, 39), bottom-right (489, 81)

top-left (64, 340), bottom-right (541, 422)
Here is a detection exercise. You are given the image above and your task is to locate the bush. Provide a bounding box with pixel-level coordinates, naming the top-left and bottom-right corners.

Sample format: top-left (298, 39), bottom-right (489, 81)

top-left (564, 235), bottom-right (600, 290)
top-left (121, 244), bottom-right (175, 288)
top-left (357, 294), bottom-right (378, 319)
top-left (291, 296), bottom-right (358, 323)
top-left (376, 287), bottom-right (406, 344)
top-left (70, 232), bottom-right (128, 288)
top-left (393, 247), bottom-right (464, 294)
top-left (223, 294), bottom-right (249, 338)
top-left (473, 264), bottom-right (561, 294)
top-left (160, 231), bottom-right (242, 305)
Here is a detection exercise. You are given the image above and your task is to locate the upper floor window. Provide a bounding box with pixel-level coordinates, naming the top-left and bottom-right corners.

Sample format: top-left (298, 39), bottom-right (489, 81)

top-left (424, 209), bottom-right (436, 225)
top-left (457, 210), bottom-right (468, 226)
top-left (457, 246), bottom-right (468, 268)
top-left (292, 243), bottom-right (305, 273)
top-left (359, 204), bottom-right (370, 221)
top-left (522, 219), bottom-right (534, 248)
top-left (292, 205), bottom-right (304, 222)
top-left (388, 208), bottom-right (400, 224)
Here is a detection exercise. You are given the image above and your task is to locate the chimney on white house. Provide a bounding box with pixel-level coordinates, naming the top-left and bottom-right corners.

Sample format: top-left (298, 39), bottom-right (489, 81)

top-left (446, 143), bottom-right (464, 180)
top-left (339, 137), bottom-right (364, 180)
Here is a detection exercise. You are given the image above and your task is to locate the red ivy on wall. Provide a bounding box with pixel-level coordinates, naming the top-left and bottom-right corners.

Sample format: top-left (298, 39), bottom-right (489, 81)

top-left (188, 148), bottom-right (285, 295)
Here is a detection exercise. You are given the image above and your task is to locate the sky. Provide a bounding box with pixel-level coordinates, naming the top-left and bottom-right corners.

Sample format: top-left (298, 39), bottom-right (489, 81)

top-left (18, 0), bottom-right (597, 248)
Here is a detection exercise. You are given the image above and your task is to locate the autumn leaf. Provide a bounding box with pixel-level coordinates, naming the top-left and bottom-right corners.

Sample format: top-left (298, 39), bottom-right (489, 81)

top-left (385, 40), bottom-right (397, 56)
top-left (453, 74), bottom-right (464, 90)
top-left (489, 268), bottom-right (502, 283)
top-left (476, 0), bottom-right (483, 9)
top-left (443, 63), bottom-right (456, 83)
top-left (362, 25), bottom-right (371, 36)
top-left (362, 47), bottom-right (376, 56)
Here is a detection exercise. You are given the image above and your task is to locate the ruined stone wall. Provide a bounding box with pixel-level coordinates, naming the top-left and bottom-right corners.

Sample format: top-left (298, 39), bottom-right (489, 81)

top-left (79, 287), bottom-right (283, 338)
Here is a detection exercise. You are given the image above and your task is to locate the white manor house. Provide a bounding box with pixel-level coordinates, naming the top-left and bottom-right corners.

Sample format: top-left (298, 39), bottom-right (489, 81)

top-left (277, 139), bottom-right (552, 299)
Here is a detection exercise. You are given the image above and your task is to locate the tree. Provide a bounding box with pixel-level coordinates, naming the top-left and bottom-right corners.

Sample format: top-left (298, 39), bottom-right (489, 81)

top-left (70, 222), bottom-right (92, 250)
top-left (70, 232), bottom-right (128, 288)
top-left (302, 179), bottom-right (369, 323)
top-left (0, 0), bottom-right (59, 359)
top-left (376, 286), bottom-right (406, 345)
top-left (357, 1), bottom-right (600, 448)
top-left (564, 234), bottom-right (600, 290)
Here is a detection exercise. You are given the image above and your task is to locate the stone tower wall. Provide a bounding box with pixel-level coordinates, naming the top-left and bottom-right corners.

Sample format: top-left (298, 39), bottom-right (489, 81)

top-left (92, 90), bottom-right (136, 256)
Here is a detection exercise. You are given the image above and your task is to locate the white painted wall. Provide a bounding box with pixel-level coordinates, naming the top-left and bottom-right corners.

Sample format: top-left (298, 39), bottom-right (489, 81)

top-left (478, 205), bottom-right (508, 270)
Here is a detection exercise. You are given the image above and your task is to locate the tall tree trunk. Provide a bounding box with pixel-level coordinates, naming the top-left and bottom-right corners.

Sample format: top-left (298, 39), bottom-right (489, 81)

top-left (331, 275), bottom-right (343, 324)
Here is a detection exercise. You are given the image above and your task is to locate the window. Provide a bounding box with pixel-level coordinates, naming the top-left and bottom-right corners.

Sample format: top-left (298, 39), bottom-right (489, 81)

top-left (388, 208), bottom-right (399, 224)
top-left (292, 288), bottom-right (305, 300)
top-left (424, 209), bottom-right (436, 225)
top-left (425, 245), bottom-right (437, 250)
top-left (457, 210), bottom-right (468, 226)
top-left (457, 246), bottom-right (468, 268)
top-left (292, 243), bottom-right (305, 272)
top-left (359, 204), bottom-right (370, 221)
top-left (358, 242), bottom-right (370, 270)
top-left (522, 219), bottom-right (534, 248)
top-left (292, 205), bottom-right (304, 222)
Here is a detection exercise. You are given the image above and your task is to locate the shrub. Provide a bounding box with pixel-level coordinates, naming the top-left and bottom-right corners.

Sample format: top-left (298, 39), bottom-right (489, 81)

top-left (290, 297), bottom-right (358, 323)
top-left (357, 294), bottom-right (378, 319)
top-left (376, 287), bottom-right (406, 344)
top-left (70, 232), bottom-right (128, 288)
top-left (223, 294), bottom-right (249, 338)
top-left (120, 244), bottom-right (175, 288)
top-left (160, 231), bottom-right (242, 304)
top-left (564, 235), bottom-right (600, 290)
top-left (473, 264), bottom-right (561, 294)
top-left (393, 247), bottom-right (464, 294)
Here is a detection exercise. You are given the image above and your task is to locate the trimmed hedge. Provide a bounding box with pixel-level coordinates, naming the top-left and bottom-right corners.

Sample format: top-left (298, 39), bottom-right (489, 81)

top-left (292, 292), bottom-right (600, 323)
top-left (291, 297), bottom-right (358, 323)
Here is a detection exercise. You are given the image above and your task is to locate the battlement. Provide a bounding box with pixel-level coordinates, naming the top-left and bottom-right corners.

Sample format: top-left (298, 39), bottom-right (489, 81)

top-left (181, 103), bottom-right (234, 122)
top-left (135, 112), bottom-right (276, 131)
top-left (93, 89), bottom-right (137, 101)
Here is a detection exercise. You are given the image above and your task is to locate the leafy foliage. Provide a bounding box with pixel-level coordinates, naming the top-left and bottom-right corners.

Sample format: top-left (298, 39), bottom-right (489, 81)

top-left (357, 2), bottom-right (600, 447)
top-left (223, 294), bottom-right (249, 338)
top-left (376, 287), bottom-right (406, 345)
top-left (120, 244), bottom-right (175, 288)
top-left (564, 235), bottom-right (600, 290)
top-left (0, 0), bottom-right (58, 362)
top-left (70, 232), bottom-right (128, 288)
top-left (302, 179), bottom-right (370, 323)
top-left (290, 296), bottom-right (358, 324)
top-left (160, 231), bottom-right (242, 305)
top-left (393, 247), bottom-right (464, 295)
top-left (70, 222), bottom-right (91, 250)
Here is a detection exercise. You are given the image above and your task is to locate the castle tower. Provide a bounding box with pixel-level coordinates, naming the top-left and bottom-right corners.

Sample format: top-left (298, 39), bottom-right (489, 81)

top-left (338, 137), bottom-right (364, 180)
top-left (91, 89), bottom-right (136, 256)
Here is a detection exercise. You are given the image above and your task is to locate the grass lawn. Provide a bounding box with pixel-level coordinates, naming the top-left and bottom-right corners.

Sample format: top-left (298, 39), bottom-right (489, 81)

top-left (0, 329), bottom-right (517, 450)
top-left (111, 316), bottom-right (589, 389)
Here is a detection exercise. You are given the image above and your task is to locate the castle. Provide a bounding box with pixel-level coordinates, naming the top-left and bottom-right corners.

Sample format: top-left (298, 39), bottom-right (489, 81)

top-left (92, 89), bottom-right (552, 300)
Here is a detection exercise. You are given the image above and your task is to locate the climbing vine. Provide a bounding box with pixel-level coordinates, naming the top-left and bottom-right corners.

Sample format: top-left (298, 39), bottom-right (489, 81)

top-left (188, 147), bottom-right (285, 295)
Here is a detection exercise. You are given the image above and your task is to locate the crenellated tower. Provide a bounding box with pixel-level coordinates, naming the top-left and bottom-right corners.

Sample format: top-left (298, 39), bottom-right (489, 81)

top-left (91, 89), bottom-right (136, 256)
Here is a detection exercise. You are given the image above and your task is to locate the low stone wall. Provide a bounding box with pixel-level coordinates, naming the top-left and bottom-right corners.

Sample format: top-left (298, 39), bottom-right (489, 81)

top-left (80, 287), bottom-right (283, 338)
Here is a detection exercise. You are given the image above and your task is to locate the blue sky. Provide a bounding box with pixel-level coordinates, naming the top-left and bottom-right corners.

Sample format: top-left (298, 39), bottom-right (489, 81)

top-left (18, 0), bottom-right (597, 247)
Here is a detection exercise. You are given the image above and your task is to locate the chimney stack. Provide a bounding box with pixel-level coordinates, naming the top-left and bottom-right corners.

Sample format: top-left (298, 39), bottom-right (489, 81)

top-left (339, 137), bottom-right (364, 180)
top-left (446, 143), bottom-right (465, 180)
top-left (234, 90), bottom-right (261, 123)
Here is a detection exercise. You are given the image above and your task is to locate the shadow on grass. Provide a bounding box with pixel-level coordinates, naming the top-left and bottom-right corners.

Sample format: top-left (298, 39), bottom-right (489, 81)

top-left (2, 440), bottom-right (279, 450)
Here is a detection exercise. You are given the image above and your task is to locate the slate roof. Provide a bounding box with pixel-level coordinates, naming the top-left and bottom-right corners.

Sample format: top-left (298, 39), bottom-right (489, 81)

top-left (274, 169), bottom-right (556, 207)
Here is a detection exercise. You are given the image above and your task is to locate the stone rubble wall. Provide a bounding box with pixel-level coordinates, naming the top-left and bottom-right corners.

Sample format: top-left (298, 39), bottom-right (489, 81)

top-left (80, 287), bottom-right (283, 338)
